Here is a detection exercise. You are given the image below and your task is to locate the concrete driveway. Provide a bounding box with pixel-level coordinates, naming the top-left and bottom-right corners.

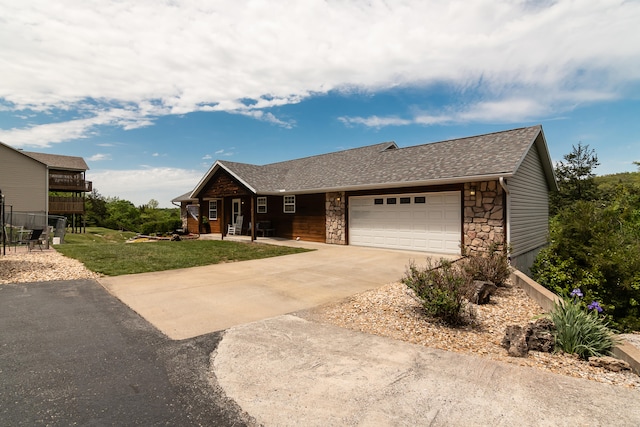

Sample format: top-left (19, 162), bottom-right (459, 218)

top-left (99, 241), bottom-right (442, 340)
top-left (214, 315), bottom-right (640, 426)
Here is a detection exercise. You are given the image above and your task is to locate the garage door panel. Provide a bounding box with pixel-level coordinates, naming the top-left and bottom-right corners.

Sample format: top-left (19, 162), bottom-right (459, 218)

top-left (349, 191), bottom-right (461, 254)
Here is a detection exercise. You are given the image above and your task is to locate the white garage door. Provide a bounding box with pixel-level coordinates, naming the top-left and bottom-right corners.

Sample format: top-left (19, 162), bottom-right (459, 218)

top-left (349, 191), bottom-right (461, 253)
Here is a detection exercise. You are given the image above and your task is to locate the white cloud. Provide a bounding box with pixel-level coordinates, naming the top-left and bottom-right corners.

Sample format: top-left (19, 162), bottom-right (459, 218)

top-left (232, 110), bottom-right (295, 129)
top-left (0, 0), bottom-right (639, 140)
top-left (0, 107), bottom-right (155, 148)
top-left (338, 115), bottom-right (413, 128)
top-left (202, 154), bottom-right (212, 160)
top-left (339, 96), bottom-right (572, 128)
top-left (87, 167), bottom-right (204, 208)
top-left (87, 153), bottom-right (111, 161)
top-left (152, 152), bottom-right (159, 157)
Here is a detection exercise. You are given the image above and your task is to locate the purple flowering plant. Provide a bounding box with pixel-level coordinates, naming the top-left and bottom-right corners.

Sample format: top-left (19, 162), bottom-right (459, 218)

top-left (588, 301), bottom-right (604, 313)
top-left (570, 288), bottom-right (584, 299)
top-left (547, 287), bottom-right (619, 359)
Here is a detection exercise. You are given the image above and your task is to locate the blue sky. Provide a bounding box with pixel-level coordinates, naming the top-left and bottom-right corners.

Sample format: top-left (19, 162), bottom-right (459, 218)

top-left (1, 0), bottom-right (639, 207)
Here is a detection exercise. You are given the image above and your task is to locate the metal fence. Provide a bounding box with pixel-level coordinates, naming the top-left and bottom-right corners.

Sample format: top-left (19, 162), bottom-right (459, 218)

top-left (1, 208), bottom-right (67, 254)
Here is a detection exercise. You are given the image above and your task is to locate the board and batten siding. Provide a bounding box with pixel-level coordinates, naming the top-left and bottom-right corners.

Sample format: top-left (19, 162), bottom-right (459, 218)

top-left (0, 144), bottom-right (48, 213)
top-left (507, 140), bottom-right (550, 268)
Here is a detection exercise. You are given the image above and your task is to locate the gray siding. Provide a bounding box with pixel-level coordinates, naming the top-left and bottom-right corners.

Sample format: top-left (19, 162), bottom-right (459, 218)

top-left (0, 144), bottom-right (48, 213)
top-left (508, 138), bottom-right (550, 261)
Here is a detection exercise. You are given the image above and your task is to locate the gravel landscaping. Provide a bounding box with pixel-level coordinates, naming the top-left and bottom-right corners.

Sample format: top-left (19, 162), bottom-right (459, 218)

top-left (0, 248), bottom-right (99, 284)
top-left (2, 247), bottom-right (639, 390)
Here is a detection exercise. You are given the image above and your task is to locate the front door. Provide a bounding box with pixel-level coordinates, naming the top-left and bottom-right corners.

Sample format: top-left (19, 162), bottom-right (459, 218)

top-left (232, 198), bottom-right (241, 225)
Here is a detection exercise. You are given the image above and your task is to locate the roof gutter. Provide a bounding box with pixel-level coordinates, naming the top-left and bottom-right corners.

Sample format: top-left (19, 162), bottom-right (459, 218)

top-left (256, 173), bottom-right (515, 196)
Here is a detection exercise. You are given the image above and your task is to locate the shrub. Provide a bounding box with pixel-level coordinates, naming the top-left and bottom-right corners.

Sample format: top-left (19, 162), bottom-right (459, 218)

top-left (402, 259), bottom-right (475, 326)
top-left (531, 247), bottom-right (602, 296)
top-left (461, 246), bottom-right (511, 286)
top-left (548, 292), bottom-right (619, 359)
top-left (140, 219), bottom-right (183, 235)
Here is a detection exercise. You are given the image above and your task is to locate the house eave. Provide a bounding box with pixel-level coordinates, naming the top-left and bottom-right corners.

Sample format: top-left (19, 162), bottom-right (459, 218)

top-left (189, 161), bottom-right (258, 199)
top-left (256, 173), bottom-right (515, 195)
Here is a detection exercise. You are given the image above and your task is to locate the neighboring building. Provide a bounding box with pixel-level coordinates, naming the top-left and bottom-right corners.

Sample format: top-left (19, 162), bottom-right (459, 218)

top-left (0, 141), bottom-right (48, 214)
top-left (178, 125), bottom-right (557, 271)
top-left (0, 141), bottom-right (91, 232)
top-left (171, 191), bottom-right (199, 234)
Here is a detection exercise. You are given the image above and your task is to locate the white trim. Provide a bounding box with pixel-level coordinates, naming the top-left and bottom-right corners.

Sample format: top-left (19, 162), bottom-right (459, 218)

top-left (208, 200), bottom-right (218, 220)
top-left (283, 195), bottom-right (295, 213)
top-left (253, 173), bottom-right (515, 196)
top-left (257, 196), bottom-right (267, 213)
top-left (189, 161), bottom-right (257, 199)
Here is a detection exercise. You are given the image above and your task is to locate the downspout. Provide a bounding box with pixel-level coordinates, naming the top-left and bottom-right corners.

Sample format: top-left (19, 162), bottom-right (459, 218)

top-left (499, 177), bottom-right (510, 257)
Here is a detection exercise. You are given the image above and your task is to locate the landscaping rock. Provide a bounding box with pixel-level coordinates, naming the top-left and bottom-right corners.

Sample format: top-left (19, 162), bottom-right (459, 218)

top-left (501, 318), bottom-right (555, 357)
top-left (502, 325), bottom-right (529, 357)
top-left (471, 280), bottom-right (498, 304)
top-left (588, 356), bottom-right (631, 372)
top-left (526, 318), bottom-right (556, 353)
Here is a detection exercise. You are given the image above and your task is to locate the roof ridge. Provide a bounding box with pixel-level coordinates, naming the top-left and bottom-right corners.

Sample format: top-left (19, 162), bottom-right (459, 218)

top-left (263, 141), bottom-right (395, 167)
top-left (394, 125), bottom-right (541, 151)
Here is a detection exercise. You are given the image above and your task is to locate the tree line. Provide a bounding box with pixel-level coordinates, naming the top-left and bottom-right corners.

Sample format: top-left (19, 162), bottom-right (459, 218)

top-left (84, 189), bottom-right (181, 235)
top-left (531, 144), bottom-right (640, 331)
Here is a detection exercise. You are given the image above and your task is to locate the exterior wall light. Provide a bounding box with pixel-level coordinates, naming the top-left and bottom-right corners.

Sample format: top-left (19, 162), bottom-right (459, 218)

top-left (469, 186), bottom-right (476, 196)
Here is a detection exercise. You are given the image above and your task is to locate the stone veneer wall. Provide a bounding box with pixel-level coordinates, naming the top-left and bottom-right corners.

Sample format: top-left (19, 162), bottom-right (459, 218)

top-left (463, 180), bottom-right (505, 256)
top-left (325, 191), bottom-right (346, 244)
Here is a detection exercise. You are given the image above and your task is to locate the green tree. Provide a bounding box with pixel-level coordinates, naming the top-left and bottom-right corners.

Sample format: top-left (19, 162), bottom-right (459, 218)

top-left (550, 142), bottom-right (600, 214)
top-left (532, 161), bottom-right (640, 331)
top-left (85, 188), bottom-right (108, 226)
top-left (104, 198), bottom-right (141, 231)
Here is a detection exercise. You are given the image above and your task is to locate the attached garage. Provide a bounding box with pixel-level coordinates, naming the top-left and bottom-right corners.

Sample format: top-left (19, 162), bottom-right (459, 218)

top-left (348, 191), bottom-right (461, 253)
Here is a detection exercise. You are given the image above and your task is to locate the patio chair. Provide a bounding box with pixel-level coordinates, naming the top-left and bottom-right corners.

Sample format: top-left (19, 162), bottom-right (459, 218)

top-left (27, 229), bottom-right (45, 252)
top-left (227, 215), bottom-right (244, 235)
top-left (256, 221), bottom-right (275, 237)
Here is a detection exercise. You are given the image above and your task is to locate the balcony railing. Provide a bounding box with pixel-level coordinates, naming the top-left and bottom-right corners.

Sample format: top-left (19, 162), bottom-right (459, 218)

top-left (49, 176), bottom-right (92, 192)
top-left (49, 196), bottom-right (85, 214)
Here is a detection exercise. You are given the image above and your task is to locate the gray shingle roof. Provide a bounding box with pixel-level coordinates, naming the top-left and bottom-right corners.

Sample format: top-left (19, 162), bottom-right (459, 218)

top-left (194, 125), bottom-right (549, 196)
top-left (22, 151), bottom-right (89, 171)
top-left (171, 191), bottom-right (197, 203)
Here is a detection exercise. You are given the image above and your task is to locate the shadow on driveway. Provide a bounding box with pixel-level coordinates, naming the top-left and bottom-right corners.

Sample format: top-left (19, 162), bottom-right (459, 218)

top-left (0, 279), bottom-right (252, 426)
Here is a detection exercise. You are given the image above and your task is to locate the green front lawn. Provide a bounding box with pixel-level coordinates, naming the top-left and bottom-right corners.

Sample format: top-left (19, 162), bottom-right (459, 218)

top-left (55, 227), bottom-right (311, 276)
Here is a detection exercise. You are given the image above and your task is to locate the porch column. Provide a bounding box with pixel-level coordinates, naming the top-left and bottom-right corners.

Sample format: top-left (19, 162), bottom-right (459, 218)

top-left (250, 196), bottom-right (256, 241)
top-left (220, 197), bottom-right (225, 240)
top-left (198, 197), bottom-right (204, 234)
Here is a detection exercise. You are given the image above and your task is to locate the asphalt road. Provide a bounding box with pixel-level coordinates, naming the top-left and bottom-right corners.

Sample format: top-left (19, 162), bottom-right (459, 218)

top-left (0, 279), bottom-right (252, 426)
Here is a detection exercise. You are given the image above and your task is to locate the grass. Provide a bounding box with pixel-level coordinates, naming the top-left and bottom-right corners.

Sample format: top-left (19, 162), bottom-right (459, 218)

top-left (55, 227), bottom-right (312, 276)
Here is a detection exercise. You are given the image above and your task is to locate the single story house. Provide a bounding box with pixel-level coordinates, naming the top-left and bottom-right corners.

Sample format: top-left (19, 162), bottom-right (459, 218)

top-left (179, 125), bottom-right (557, 271)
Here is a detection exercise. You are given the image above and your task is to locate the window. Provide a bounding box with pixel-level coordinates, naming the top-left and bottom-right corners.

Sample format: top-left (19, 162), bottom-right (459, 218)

top-left (414, 196), bottom-right (426, 204)
top-left (374, 198), bottom-right (384, 205)
top-left (387, 198), bottom-right (397, 204)
top-left (400, 197), bottom-right (411, 204)
top-left (283, 195), bottom-right (296, 213)
top-left (257, 196), bottom-right (267, 214)
top-left (208, 200), bottom-right (218, 220)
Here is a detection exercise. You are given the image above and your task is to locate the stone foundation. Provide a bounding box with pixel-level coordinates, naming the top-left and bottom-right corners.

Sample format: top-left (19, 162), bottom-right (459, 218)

top-left (325, 192), bottom-right (346, 244)
top-left (463, 181), bottom-right (505, 256)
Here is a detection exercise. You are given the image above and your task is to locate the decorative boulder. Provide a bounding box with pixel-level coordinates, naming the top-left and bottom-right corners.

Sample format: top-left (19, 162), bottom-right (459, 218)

top-left (502, 318), bottom-right (556, 357)
top-left (588, 356), bottom-right (631, 372)
top-left (471, 280), bottom-right (498, 305)
top-left (526, 318), bottom-right (556, 353)
top-left (502, 325), bottom-right (529, 357)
